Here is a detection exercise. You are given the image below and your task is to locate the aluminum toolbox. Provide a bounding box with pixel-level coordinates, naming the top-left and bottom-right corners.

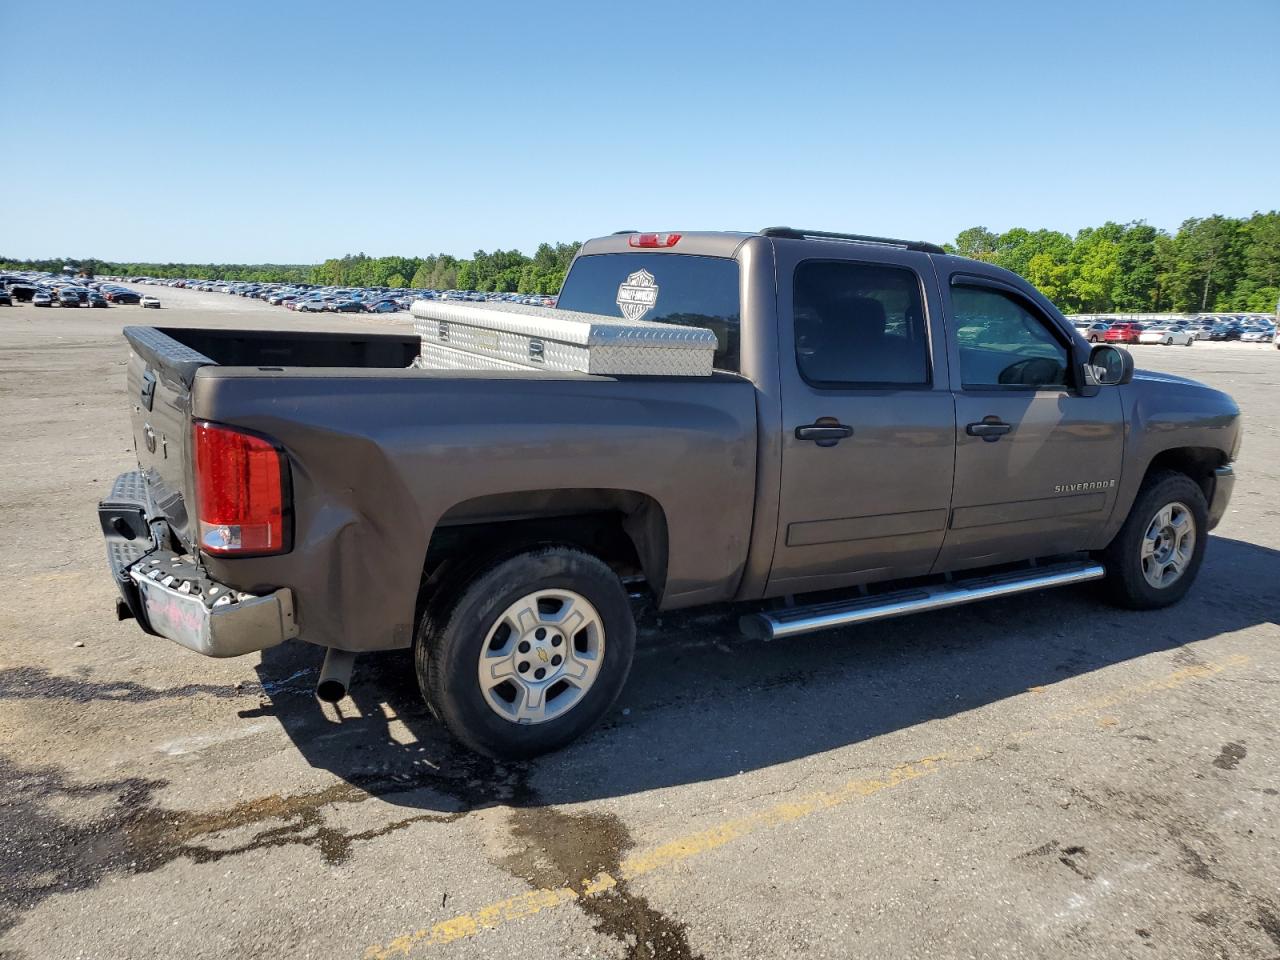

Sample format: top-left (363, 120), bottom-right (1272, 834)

top-left (410, 300), bottom-right (717, 376)
top-left (414, 341), bottom-right (529, 372)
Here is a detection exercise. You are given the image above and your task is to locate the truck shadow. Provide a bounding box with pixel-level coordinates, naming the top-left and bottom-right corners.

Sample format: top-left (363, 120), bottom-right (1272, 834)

top-left (254, 535), bottom-right (1279, 812)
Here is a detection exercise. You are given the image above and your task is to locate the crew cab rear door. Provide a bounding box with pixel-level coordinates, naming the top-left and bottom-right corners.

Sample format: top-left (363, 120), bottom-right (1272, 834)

top-left (933, 272), bottom-right (1124, 571)
top-left (766, 241), bottom-right (956, 595)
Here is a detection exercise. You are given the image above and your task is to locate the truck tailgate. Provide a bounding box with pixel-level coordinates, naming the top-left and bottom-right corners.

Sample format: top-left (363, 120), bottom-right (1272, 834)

top-left (124, 326), bottom-right (213, 552)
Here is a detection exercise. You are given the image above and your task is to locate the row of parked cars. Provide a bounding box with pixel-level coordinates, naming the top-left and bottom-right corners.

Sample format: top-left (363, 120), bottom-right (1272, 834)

top-left (122, 276), bottom-right (557, 314)
top-left (1071, 315), bottom-right (1278, 347)
top-left (1, 273), bottom-right (159, 309)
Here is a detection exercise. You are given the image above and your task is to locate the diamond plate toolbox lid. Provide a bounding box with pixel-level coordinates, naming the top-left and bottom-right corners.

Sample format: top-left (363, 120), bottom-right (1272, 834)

top-left (410, 300), bottom-right (717, 376)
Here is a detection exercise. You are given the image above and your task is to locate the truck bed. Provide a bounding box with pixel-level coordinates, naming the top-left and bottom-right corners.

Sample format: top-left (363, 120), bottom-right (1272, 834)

top-left (125, 326), bottom-right (421, 388)
top-left (122, 324), bottom-right (760, 653)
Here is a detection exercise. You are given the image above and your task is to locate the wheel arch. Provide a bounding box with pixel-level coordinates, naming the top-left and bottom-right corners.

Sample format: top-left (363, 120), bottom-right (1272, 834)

top-left (418, 488), bottom-right (669, 619)
top-left (1142, 446), bottom-right (1228, 503)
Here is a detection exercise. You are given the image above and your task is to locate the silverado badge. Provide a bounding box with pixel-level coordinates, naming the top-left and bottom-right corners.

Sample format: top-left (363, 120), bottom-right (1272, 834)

top-left (616, 269), bottom-right (659, 321)
top-left (1054, 479), bottom-right (1116, 493)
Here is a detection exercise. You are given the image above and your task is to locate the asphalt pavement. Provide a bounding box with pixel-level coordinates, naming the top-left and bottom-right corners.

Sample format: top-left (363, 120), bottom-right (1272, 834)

top-left (1, 287), bottom-right (1277, 960)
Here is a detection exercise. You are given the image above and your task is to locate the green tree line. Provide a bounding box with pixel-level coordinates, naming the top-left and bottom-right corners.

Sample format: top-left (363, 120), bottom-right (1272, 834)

top-left (0, 242), bottom-right (581, 295)
top-left (4, 213), bottom-right (1277, 312)
top-left (949, 212), bottom-right (1279, 313)
top-left (0, 257), bottom-right (316, 284)
top-left (306, 242), bottom-right (580, 294)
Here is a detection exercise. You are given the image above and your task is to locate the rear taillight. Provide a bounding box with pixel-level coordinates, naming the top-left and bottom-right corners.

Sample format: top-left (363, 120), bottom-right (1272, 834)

top-left (628, 232), bottom-right (681, 248)
top-left (193, 420), bottom-right (290, 556)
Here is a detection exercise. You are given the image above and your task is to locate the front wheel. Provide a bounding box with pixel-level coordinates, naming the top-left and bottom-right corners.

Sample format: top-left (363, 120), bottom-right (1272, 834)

top-left (416, 546), bottom-right (636, 758)
top-left (1098, 471), bottom-right (1208, 610)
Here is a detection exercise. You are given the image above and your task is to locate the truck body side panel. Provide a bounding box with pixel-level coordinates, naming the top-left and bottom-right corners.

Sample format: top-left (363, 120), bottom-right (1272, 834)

top-left (190, 369), bottom-right (758, 651)
top-left (1099, 371), bottom-right (1241, 544)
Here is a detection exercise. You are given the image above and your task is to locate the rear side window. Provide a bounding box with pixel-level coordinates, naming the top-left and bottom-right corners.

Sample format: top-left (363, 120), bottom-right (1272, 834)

top-left (557, 253), bottom-right (741, 371)
top-left (792, 260), bottom-right (930, 387)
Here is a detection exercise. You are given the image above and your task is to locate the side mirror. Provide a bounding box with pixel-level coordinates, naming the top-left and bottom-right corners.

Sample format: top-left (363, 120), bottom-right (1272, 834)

top-left (1088, 344), bottom-right (1134, 386)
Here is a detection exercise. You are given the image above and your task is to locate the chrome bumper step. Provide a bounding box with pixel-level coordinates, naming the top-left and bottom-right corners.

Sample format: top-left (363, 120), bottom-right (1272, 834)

top-left (740, 560), bottom-right (1106, 641)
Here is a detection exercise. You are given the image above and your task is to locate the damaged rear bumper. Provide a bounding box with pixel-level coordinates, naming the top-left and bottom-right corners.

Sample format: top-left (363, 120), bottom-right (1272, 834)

top-left (100, 470), bottom-right (298, 657)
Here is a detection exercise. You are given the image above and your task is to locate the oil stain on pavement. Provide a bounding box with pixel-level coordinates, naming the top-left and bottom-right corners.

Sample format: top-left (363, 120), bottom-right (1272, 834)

top-left (500, 773), bottom-right (700, 960)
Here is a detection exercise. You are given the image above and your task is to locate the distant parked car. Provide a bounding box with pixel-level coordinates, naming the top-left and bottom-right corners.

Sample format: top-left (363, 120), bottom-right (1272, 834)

top-left (1138, 325), bottom-right (1194, 346)
top-left (1240, 327), bottom-right (1272, 343)
top-left (0, 290), bottom-right (11, 306)
top-left (141, 295), bottom-right (161, 309)
top-left (1072, 320), bottom-right (1110, 343)
top-left (1103, 322), bottom-right (1144, 344)
top-left (56, 289), bottom-right (82, 307)
top-left (88, 292), bottom-right (110, 308)
top-left (32, 292), bottom-right (52, 307)
top-left (366, 300), bottom-right (399, 313)
top-left (106, 290), bottom-right (141, 304)
top-left (1209, 324), bottom-right (1242, 341)
top-left (296, 300), bottom-right (328, 312)
top-left (332, 300), bottom-right (367, 313)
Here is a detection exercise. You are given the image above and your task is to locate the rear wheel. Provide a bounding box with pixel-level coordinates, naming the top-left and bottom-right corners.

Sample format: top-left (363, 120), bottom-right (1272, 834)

top-left (415, 545), bottom-right (635, 758)
top-left (1098, 471), bottom-right (1208, 609)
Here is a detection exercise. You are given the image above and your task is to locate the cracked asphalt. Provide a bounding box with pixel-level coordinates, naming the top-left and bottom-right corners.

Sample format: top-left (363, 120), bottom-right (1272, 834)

top-left (1, 288), bottom-right (1277, 960)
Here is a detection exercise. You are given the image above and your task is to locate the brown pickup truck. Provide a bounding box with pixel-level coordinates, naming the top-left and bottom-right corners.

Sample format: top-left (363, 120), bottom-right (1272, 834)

top-left (98, 228), bottom-right (1241, 757)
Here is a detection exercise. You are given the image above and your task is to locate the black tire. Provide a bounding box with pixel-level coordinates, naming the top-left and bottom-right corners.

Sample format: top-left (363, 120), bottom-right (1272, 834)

top-left (1098, 470), bottom-right (1208, 610)
top-left (415, 545), bottom-right (635, 759)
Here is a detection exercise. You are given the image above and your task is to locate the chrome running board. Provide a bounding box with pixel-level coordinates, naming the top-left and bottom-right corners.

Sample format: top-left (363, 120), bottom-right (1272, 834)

top-left (740, 560), bottom-right (1106, 641)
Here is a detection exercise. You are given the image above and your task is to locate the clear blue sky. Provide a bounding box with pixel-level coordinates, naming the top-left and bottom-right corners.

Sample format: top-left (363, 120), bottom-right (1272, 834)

top-left (3, 0), bottom-right (1276, 263)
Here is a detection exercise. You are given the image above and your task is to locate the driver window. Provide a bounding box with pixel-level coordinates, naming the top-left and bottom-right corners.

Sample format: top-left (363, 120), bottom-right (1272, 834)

top-left (952, 285), bottom-right (1070, 389)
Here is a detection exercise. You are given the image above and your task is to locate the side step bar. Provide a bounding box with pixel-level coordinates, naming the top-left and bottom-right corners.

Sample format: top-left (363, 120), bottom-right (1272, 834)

top-left (740, 561), bottom-right (1106, 641)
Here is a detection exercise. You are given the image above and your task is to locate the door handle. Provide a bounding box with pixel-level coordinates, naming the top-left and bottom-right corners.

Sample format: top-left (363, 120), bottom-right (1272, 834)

top-left (140, 370), bottom-right (156, 411)
top-left (966, 418), bottom-right (1012, 441)
top-left (795, 421), bottom-right (854, 446)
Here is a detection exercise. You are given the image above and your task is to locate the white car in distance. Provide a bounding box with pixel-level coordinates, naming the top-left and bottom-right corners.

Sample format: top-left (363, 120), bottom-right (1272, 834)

top-left (1138, 324), bottom-right (1194, 346)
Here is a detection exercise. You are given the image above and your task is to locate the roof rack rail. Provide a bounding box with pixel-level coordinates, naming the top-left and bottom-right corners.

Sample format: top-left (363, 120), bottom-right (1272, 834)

top-left (759, 227), bottom-right (946, 255)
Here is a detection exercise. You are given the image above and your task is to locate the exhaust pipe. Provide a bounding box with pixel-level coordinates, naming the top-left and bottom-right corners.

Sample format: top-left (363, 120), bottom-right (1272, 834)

top-left (316, 648), bottom-right (357, 703)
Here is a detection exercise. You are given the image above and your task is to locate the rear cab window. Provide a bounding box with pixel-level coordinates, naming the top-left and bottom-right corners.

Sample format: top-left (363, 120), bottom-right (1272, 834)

top-left (556, 253), bottom-right (741, 371)
top-left (792, 260), bottom-right (931, 387)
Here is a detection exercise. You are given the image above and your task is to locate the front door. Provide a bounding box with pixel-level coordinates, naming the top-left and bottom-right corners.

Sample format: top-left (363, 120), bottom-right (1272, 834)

top-left (766, 247), bottom-right (956, 596)
top-left (934, 276), bottom-right (1125, 571)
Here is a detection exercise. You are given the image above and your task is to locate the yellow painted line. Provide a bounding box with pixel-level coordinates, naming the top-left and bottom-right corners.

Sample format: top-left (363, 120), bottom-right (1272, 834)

top-left (366, 755), bottom-right (946, 959)
top-left (364, 654), bottom-right (1250, 959)
top-left (1056, 653), bottom-right (1249, 720)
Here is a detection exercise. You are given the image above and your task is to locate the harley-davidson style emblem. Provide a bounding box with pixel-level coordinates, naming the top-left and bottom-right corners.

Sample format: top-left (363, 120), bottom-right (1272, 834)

top-left (616, 269), bottom-right (659, 321)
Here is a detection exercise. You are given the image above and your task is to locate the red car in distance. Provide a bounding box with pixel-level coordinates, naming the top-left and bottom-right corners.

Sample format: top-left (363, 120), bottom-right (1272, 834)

top-left (1104, 322), bottom-right (1145, 344)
